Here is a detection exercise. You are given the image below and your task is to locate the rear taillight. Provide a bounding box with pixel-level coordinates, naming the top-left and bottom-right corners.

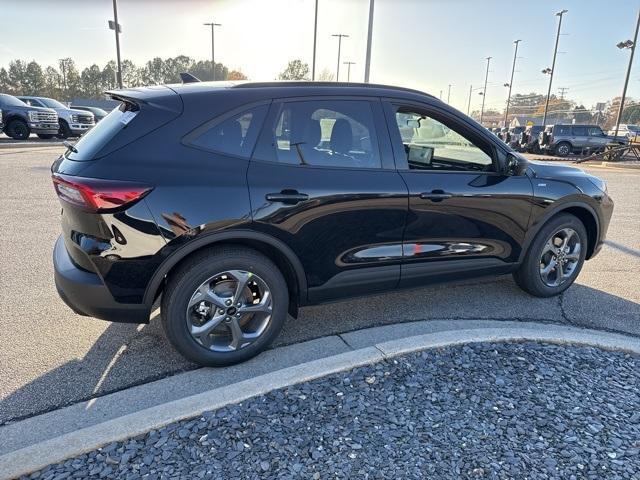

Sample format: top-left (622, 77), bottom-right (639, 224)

top-left (52, 173), bottom-right (152, 212)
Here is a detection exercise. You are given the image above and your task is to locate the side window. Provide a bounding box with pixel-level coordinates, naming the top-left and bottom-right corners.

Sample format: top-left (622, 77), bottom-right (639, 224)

top-left (556, 125), bottom-right (570, 135)
top-left (186, 104), bottom-right (268, 158)
top-left (259, 100), bottom-right (381, 169)
top-left (394, 108), bottom-right (493, 171)
top-left (572, 126), bottom-right (587, 136)
top-left (588, 126), bottom-right (604, 136)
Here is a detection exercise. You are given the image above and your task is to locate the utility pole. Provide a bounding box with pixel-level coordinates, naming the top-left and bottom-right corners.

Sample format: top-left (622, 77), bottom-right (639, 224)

top-left (343, 61), bottom-right (355, 82)
top-left (312, 0), bottom-right (318, 80)
top-left (480, 56), bottom-right (492, 125)
top-left (332, 34), bottom-right (349, 81)
top-left (503, 39), bottom-right (521, 128)
top-left (467, 84), bottom-right (473, 115)
top-left (204, 21), bottom-right (222, 80)
top-left (447, 84), bottom-right (452, 103)
top-left (542, 9), bottom-right (568, 128)
top-left (614, 8), bottom-right (640, 137)
top-left (558, 87), bottom-right (569, 100)
top-left (109, 0), bottom-right (123, 88)
top-left (364, 0), bottom-right (375, 82)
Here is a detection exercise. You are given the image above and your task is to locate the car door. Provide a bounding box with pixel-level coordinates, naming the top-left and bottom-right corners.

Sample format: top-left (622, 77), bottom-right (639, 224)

top-left (571, 126), bottom-right (589, 150)
top-left (587, 126), bottom-right (608, 149)
top-left (382, 99), bottom-right (534, 288)
top-left (248, 97), bottom-right (408, 303)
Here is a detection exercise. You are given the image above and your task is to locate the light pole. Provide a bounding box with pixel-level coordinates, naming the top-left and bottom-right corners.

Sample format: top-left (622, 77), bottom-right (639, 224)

top-left (312, 0), bottom-right (319, 80)
top-left (364, 0), bottom-right (375, 82)
top-left (542, 9), bottom-right (568, 128)
top-left (480, 56), bottom-right (492, 125)
top-left (613, 8), bottom-right (640, 137)
top-left (467, 85), bottom-right (484, 116)
top-left (343, 61), bottom-right (355, 82)
top-left (503, 39), bottom-right (521, 127)
top-left (447, 84), bottom-right (452, 103)
top-left (332, 34), bottom-right (349, 81)
top-left (204, 21), bottom-right (222, 80)
top-left (109, 0), bottom-right (123, 88)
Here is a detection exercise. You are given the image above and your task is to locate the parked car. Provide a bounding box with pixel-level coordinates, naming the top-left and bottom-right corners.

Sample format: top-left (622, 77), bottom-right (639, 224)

top-left (509, 126), bottom-right (526, 144)
top-left (607, 124), bottom-right (640, 142)
top-left (52, 81), bottom-right (613, 366)
top-left (539, 124), bottom-right (627, 156)
top-left (0, 93), bottom-right (59, 140)
top-left (18, 96), bottom-right (95, 139)
top-left (71, 106), bottom-right (108, 122)
top-left (520, 125), bottom-right (543, 153)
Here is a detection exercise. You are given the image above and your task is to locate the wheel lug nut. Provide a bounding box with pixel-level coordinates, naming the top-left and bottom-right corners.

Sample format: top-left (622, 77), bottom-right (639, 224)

top-left (236, 313), bottom-right (241, 317)
top-left (225, 300), bottom-right (232, 306)
top-left (218, 309), bottom-right (224, 314)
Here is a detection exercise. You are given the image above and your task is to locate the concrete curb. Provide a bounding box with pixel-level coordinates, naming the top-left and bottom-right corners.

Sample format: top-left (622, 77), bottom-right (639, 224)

top-left (2, 323), bottom-right (640, 479)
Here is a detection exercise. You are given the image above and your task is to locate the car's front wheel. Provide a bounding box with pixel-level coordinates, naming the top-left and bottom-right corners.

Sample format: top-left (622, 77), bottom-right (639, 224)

top-left (161, 246), bottom-right (288, 366)
top-left (6, 119), bottom-right (30, 140)
top-left (513, 213), bottom-right (587, 297)
top-left (554, 141), bottom-right (571, 157)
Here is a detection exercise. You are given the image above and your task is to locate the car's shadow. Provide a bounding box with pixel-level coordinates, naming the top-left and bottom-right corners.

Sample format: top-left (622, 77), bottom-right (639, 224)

top-left (1, 278), bottom-right (639, 427)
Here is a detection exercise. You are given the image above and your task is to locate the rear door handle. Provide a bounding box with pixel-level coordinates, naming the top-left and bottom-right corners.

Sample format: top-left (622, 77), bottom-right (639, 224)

top-left (265, 190), bottom-right (309, 205)
top-left (419, 191), bottom-right (453, 202)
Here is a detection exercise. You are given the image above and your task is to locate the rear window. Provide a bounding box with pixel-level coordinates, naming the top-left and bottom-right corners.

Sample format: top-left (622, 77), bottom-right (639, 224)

top-left (66, 103), bottom-right (137, 161)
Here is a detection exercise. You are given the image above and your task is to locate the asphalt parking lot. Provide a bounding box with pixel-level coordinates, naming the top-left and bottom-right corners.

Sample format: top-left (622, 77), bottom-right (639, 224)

top-left (1, 145), bottom-right (639, 426)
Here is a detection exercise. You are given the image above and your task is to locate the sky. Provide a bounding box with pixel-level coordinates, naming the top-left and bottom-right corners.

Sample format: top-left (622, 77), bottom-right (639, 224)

top-left (1, 0), bottom-right (639, 113)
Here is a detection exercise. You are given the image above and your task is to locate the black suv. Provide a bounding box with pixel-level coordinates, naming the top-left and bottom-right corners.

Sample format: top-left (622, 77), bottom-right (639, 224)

top-left (52, 82), bottom-right (613, 366)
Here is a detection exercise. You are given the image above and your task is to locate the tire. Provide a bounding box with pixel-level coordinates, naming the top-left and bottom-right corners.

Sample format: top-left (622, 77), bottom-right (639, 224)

top-left (56, 120), bottom-right (71, 139)
top-left (37, 134), bottom-right (54, 139)
top-left (513, 213), bottom-right (587, 297)
top-left (554, 141), bottom-right (571, 157)
top-left (6, 119), bottom-right (30, 140)
top-left (161, 246), bottom-right (289, 366)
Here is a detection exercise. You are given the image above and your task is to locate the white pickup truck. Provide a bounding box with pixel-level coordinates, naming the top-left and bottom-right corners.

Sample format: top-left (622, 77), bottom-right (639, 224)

top-left (18, 96), bottom-right (95, 139)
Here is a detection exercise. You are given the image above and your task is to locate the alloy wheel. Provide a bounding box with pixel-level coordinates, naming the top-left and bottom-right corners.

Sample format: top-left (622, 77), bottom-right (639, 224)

top-left (185, 270), bottom-right (273, 352)
top-left (539, 228), bottom-right (581, 287)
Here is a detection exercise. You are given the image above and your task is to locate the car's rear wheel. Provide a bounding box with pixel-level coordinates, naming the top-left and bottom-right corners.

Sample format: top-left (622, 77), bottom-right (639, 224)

top-left (161, 246), bottom-right (288, 366)
top-left (554, 141), bottom-right (571, 157)
top-left (513, 213), bottom-right (587, 297)
top-left (6, 119), bottom-right (30, 140)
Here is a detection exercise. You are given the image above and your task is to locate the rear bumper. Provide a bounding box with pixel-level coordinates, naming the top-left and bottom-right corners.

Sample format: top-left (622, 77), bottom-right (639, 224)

top-left (53, 236), bottom-right (150, 323)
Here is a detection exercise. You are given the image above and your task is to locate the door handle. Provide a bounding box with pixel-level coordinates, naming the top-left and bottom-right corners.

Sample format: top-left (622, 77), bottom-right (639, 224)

top-left (419, 191), bottom-right (453, 202)
top-left (265, 190), bottom-right (309, 205)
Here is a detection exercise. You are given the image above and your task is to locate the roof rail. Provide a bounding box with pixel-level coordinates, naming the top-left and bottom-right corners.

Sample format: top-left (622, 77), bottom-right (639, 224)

top-left (231, 81), bottom-right (435, 99)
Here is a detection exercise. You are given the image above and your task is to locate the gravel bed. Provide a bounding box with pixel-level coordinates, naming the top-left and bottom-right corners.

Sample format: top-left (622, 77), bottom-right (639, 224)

top-left (24, 342), bottom-right (640, 479)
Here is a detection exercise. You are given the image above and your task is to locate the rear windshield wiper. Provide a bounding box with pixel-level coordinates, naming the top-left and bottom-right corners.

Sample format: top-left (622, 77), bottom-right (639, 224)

top-left (63, 141), bottom-right (78, 154)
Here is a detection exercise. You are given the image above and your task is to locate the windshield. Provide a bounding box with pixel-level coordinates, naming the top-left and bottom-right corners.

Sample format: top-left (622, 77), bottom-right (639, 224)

top-left (39, 98), bottom-right (67, 109)
top-left (627, 125), bottom-right (640, 132)
top-left (0, 94), bottom-right (27, 107)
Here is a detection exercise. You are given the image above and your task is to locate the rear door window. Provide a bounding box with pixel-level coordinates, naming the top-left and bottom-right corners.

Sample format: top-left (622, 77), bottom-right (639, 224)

top-left (255, 99), bottom-right (381, 169)
top-left (572, 126), bottom-right (588, 136)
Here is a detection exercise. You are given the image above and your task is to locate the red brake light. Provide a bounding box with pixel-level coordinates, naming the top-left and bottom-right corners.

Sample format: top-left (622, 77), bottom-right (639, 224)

top-left (52, 173), bottom-right (152, 212)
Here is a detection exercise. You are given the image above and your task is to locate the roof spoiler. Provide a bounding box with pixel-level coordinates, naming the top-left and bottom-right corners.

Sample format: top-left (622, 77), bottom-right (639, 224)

top-left (180, 72), bottom-right (201, 84)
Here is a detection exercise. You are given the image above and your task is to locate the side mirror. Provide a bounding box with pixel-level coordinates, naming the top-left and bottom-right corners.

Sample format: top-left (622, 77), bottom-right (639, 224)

top-left (504, 153), bottom-right (528, 176)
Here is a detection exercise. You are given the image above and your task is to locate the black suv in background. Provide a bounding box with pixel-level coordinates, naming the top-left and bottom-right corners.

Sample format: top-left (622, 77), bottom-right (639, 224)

top-left (52, 81), bottom-right (613, 366)
top-left (0, 93), bottom-right (59, 140)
